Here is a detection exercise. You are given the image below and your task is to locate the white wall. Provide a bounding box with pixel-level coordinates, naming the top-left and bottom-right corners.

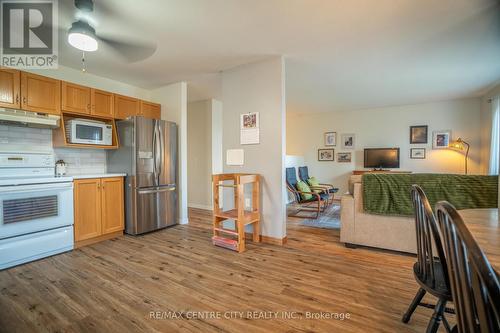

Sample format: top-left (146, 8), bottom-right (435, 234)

top-left (211, 99), bottom-right (223, 176)
top-left (187, 100), bottom-right (213, 210)
top-left (151, 82), bottom-right (189, 224)
top-left (287, 98), bottom-right (483, 194)
top-left (187, 99), bottom-right (224, 210)
top-left (221, 57), bottom-right (286, 240)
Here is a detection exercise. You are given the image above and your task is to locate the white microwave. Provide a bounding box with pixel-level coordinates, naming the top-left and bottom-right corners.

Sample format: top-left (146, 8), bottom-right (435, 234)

top-left (65, 119), bottom-right (113, 145)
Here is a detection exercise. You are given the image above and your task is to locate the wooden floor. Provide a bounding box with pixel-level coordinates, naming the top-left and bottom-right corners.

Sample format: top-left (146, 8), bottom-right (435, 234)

top-left (0, 208), bottom-right (452, 332)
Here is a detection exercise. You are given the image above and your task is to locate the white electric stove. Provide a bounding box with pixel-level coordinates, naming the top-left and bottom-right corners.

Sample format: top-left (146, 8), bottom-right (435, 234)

top-left (0, 151), bottom-right (74, 270)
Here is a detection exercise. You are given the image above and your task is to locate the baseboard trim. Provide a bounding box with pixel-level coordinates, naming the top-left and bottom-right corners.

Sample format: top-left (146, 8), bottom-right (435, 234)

top-left (244, 232), bottom-right (287, 246)
top-left (188, 203), bottom-right (213, 210)
top-left (262, 235), bottom-right (287, 246)
top-left (75, 231), bottom-right (123, 249)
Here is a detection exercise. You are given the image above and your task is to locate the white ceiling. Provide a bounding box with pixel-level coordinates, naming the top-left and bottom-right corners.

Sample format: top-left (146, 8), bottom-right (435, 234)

top-left (57, 0), bottom-right (500, 113)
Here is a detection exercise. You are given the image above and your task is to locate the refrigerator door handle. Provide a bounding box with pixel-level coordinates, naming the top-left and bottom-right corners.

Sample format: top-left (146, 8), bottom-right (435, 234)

top-left (152, 121), bottom-right (157, 181)
top-left (154, 121), bottom-right (162, 182)
top-left (158, 121), bottom-right (164, 178)
top-left (137, 186), bottom-right (175, 195)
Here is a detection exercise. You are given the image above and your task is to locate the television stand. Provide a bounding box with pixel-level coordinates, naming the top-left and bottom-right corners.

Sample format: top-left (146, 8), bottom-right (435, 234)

top-left (352, 170), bottom-right (412, 175)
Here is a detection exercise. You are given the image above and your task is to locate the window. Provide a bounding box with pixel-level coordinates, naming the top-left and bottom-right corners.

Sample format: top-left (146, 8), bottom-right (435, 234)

top-left (489, 97), bottom-right (500, 175)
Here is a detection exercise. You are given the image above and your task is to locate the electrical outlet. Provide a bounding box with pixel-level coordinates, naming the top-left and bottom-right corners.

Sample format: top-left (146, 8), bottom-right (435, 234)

top-left (245, 198), bottom-right (251, 208)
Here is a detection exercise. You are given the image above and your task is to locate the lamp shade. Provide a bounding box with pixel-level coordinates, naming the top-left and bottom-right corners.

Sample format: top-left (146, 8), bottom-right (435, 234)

top-left (68, 20), bottom-right (98, 52)
top-left (449, 138), bottom-right (465, 150)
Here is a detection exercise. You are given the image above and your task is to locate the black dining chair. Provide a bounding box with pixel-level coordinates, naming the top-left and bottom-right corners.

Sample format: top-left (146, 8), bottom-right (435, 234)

top-left (298, 166), bottom-right (338, 204)
top-left (436, 201), bottom-right (500, 333)
top-left (402, 185), bottom-right (454, 333)
top-left (285, 167), bottom-right (328, 219)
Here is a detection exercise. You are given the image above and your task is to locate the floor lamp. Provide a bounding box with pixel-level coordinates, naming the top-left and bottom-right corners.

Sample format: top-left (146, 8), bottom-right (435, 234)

top-left (449, 138), bottom-right (470, 174)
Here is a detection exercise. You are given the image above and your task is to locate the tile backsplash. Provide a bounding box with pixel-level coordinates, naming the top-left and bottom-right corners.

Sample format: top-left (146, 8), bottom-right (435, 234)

top-left (0, 125), bottom-right (52, 148)
top-left (54, 148), bottom-right (106, 175)
top-left (0, 125), bottom-right (107, 175)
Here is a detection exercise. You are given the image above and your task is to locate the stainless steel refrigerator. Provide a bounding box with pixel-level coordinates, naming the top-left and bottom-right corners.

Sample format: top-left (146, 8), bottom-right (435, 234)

top-left (107, 116), bottom-right (178, 235)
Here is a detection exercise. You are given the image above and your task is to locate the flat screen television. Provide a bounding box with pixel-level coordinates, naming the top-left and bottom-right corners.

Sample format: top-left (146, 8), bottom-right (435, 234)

top-left (364, 148), bottom-right (400, 169)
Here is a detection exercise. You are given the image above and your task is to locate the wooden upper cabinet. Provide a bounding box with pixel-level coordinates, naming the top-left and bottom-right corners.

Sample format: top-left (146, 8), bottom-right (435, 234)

top-left (74, 178), bottom-right (102, 242)
top-left (21, 72), bottom-right (60, 115)
top-left (0, 68), bottom-right (20, 109)
top-left (140, 101), bottom-right (161, 119)
top-left (61, 81), bottom-right (91, 115)
top-left (91, 89), bottom-right (114, 118)
top-left (101, 177), bottom-right (124, 235)
top-left (114, 94), bottom-right (140, 119)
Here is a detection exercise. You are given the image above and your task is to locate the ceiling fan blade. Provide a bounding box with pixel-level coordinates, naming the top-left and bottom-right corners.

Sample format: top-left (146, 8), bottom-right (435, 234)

top-left (98, 35), bottom-right (157, 63)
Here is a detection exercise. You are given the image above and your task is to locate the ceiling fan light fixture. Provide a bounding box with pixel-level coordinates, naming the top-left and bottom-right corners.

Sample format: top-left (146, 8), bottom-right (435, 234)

top-left (68, 20), bottom-right (98, 52)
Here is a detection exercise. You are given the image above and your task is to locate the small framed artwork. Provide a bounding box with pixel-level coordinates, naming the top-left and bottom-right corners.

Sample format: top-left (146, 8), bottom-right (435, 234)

top-left (341, 133), bottom-right (355, 149)
top-left (433, 130), bottom-right (451, 149)
top-left (241, 112), bottom-right (259, 129)
top-left (318, 149), bottom-right (334, 161)
top-left (337, 152), bottom-right (352, 162)
top-left (410, 148), bottom-right (426, 159)
top-left (240, 112), bottom-right (260, 145)
top-left (324, 132), bottom-right (337, 146)
top-left (410, 125), bottom-right (428, 144)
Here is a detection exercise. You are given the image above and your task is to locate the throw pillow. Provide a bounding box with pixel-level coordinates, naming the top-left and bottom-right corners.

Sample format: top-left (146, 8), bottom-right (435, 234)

top-left (307, 177), bottom-right (320, 187)
top-left (307, 177), bottom-right (323, 193)
top-left (296, 181), bottom-right (313, 200)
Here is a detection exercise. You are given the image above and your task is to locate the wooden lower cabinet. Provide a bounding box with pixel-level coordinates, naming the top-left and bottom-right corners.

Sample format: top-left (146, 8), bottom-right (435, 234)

top-left (101, 177), bottom-right (125, 234)
top-left (74, 177), bottom-right (124, 247)
top-left (74, 178), bottom-right (101, 242)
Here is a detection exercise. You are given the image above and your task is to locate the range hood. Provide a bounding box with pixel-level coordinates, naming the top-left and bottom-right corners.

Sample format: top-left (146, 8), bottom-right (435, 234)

top-left (0, 108), bottom-right (60, 128)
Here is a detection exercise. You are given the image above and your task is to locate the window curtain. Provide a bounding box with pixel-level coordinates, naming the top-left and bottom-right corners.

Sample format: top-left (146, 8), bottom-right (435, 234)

top-left (489, 97), bottom-right (500, 175)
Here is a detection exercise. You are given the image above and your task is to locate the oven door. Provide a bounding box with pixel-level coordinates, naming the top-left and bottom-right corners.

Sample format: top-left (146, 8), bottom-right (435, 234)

top-left (0, 182), bottom-right (74, 240)
top-left (71, 121), bottom-right (106, 145)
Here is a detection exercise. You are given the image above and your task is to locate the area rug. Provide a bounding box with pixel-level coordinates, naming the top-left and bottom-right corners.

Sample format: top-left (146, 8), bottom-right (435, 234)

top-left (296, 203), bottom-right (341, 229)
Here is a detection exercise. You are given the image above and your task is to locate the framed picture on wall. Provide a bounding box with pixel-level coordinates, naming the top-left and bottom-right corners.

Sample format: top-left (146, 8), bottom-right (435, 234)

top-left (341, 134), bottom-right (355, 149)
top-left (410, 125), bottom-right (428, 144)
top-left (324, 132), bottom-right (337, 146)
top-left (318, 149), bottom-right (334, 161)
top-left (410, 148), bottom-right (426, 159)
top-left (432, 130), bottom-right (451, 149)
top-left (240, 112), bottom-right (260, 145)
top-left (337, 152), bottom-right (352, 162)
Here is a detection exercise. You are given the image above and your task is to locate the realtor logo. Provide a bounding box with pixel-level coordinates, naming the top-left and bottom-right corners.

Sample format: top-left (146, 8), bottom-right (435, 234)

top-left (1, 0), bottom-right (58, 69)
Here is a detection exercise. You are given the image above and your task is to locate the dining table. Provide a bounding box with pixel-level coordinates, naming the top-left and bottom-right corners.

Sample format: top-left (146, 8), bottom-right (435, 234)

top-left (459, 208), bottom-right (500, 272)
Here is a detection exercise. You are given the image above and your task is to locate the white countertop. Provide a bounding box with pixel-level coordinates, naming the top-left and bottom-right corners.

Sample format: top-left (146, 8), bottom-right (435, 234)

top-left (68, 173), bottom-right (126, 179)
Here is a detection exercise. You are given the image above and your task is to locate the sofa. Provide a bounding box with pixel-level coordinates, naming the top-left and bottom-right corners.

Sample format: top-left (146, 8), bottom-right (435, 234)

top-left (341, 175), bottom-right (417, 253)
top-left (340, 173), bottom-right (498, 254)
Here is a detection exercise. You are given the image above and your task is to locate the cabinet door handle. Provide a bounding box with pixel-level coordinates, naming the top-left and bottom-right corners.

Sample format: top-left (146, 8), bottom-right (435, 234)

top-left (23, 97), bottom-right (26, 104)
top-left (15, 94), bottom-right (19, 104)
top-left (87, 104), bottom-right (91, 110)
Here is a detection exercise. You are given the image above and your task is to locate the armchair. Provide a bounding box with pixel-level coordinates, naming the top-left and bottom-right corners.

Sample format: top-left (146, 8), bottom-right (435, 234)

top-left (298, 166), bottom-right (339, 205)
top-left (286, 167), bottom-right (329, 219)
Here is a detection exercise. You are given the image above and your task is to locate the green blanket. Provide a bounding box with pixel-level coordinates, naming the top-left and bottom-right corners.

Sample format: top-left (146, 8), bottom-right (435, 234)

top-left (362, 173), bottom-right (498, 216)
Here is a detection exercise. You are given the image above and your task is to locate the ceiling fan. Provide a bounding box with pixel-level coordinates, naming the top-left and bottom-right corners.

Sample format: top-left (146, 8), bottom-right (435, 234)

top-left (66, 0), bottom-right (156, 63)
